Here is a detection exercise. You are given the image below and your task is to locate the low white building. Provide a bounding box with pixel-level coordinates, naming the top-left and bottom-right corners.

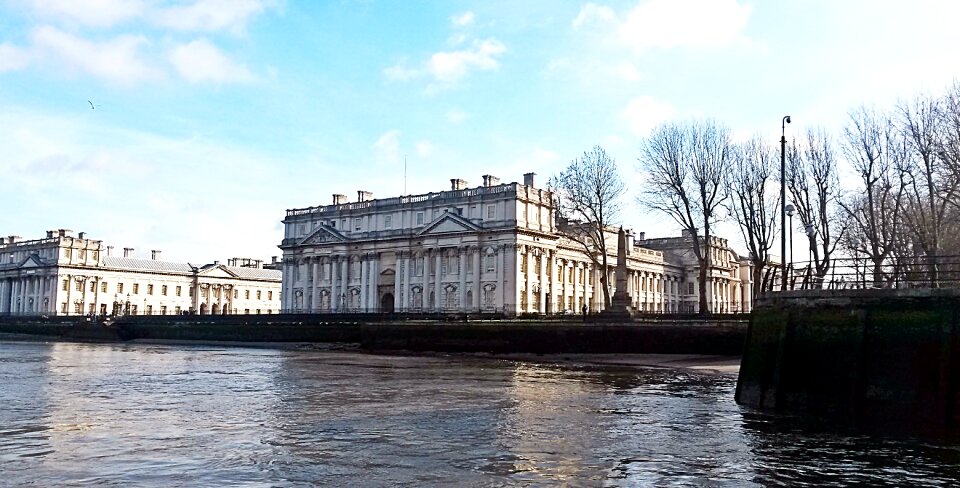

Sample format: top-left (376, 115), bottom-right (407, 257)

top-left (0, 230), bottom-right (281, 316)
top-left (279, 173), bottom-right (754, 315)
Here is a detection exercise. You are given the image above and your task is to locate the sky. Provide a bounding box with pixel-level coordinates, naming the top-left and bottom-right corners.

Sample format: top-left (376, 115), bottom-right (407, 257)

top-left (2, 0), bottom-right (960, 264)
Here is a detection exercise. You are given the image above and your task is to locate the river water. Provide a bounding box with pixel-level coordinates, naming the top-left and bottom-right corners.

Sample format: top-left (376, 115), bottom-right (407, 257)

top-left (1, 341), bottom-right (959, 487)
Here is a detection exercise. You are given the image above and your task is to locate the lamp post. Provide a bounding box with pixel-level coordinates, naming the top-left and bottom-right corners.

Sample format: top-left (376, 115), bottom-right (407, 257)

top-left (780, 115), bottom-right (792, 291)
top-left (805, 223), bottom-right (816, 287)
top-left (785, 203), bottom-right (796, 288)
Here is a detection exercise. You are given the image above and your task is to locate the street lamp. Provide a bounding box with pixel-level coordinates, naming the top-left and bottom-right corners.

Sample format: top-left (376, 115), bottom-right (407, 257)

top-left (785, 203), bottom-right (796, 287)
top-left (780, 115), bottom-right (792, 291)
top-left (805, 223), bottom-right (816, 286)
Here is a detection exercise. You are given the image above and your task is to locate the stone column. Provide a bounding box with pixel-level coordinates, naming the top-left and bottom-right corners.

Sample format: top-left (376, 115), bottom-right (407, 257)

top-left (422, 251), bottom-right (431, 310)
top-left (471, 247), bottom-right (480, 311)
top-left (458, 248), bottom-right (467, 311)
top-left (340, 258), bottom-right (349, 311)
top-left (0, 279), bottom-right (8, 314)
top-left (403, 252), bottom-right (412, 311)
top-left (359, 256), bottom-right (368, 312)
top-left (538, 250), bottom-right (547, 314)
top-left (393, 252), bottom-right (403, 311)
top-left (311, 258), bottom-right (321, 312)
top-left (369, 254), bottom-right (379, 311)
top-left (524, 247), bottom-right (533, 313)
top-left (433, 251), bottom-right (442, 311)
top-left (496, 245), bottom-right (505, 311)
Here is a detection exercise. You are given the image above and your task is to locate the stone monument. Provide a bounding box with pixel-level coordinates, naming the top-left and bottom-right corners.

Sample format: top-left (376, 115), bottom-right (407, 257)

top-left (604, 226), bottom-right (635, 317)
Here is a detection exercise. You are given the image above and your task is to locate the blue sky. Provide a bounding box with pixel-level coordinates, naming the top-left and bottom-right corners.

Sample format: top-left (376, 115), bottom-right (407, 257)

top-left (2, 0), bottom-right (959, 263)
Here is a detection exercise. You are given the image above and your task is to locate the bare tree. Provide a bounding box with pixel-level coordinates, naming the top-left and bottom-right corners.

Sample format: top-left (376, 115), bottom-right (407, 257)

top-left (786, 129), bottom-right (844, 283)
top-left (725, 137), bottom-right (778, 298)
top-left (898, 92), bottom-right (958, 285)
top-left (639, 119), bottom-right (731, 314)
top-left (551, 146), bottom-right (625, 309)
top-left (839, 106), bottom-right (909, 285)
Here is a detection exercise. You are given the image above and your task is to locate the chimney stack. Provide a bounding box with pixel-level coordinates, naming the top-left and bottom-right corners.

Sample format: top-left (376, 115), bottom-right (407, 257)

top-left (357, 190), bottom-right (373, 202)
top-left (8, 236), bottom-right (20, 244)
top-left (106, 246), bottom-right (113, 256)
top-left (151, 250), bottom-right (161, 260)
top-left (332, 194), bottom-right (347, 205)
top-left (482, 174), bottom-right (500, 187)
top-left (450, 178), bottom-right (468, 191)
top-left (123, 247), bottom-right (134, 258)
top-left (46, 230), bottom-right (54, 238)
top-left (0, 237), bottom-right (6, 245)
top-left (78, 232), bottom-right (86, 240)
top-left (638, 232), bottom-right (645, 241)
top-left (523, 172), bottom-right (536, 187)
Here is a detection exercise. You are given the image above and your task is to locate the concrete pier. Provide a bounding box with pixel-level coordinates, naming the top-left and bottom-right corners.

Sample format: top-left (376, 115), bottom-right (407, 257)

top-left (736, 289), bottom-right (960, 436)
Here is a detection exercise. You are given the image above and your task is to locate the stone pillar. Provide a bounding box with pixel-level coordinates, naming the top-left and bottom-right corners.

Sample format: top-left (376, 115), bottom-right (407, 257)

top-left (471, 248), bottom-right (480, 310)
top-left (0, 278), bottom-right (8, 314)
top-left (359, 256), bottom-right (368, 312)
top-left (393, 252), bottom-right (403, 311)
top-left (311, 258), bottom-right (321, 312)
top-left (458, 248), bottom-right (467, 311)
top-left (434, 251), bottom-right (442, 311)
top-left (538, 250), bottom-right (547, 314)
top-left (369, 255), bottom-right (379, 311)
top-left (340, 258), bottom-right (349, 311)
top-left (524, 247), bottom-right (533, 313)
top-left (496, 245), bottom-right (505, 311)
top-left (422, 251), bottom-right (431, 310)
top-left (403, 252), bottom-right (412, 311)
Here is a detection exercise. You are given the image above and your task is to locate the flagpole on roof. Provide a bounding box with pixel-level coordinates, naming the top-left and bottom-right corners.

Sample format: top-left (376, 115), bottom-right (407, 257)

top-left (404, 155), bottom-right (407, 195)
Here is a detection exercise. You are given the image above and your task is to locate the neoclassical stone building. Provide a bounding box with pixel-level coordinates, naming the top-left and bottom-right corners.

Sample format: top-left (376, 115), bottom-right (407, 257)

top-left (0, 230), bottom-right (281, 316)
top-left (279, 173), bottom-right (754, 314)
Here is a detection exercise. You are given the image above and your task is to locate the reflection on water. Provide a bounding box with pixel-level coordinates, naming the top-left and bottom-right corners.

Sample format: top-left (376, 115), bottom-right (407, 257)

top-left (1, 341), bottom-right (959, 486)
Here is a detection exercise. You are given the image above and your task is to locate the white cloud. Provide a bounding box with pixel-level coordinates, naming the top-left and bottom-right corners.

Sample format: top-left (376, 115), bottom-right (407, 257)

top-left (613, 61), bottom-right (643, 81)
top-left (0, 43), bottom-right (31, 72)
top-left (415, 140), bottom-right (434, 158)
top-left (572, 3), bottom-right (615, 29)
top-left (152, 0), bottom-right (273, 35)
top-left (26, 0), bottom-right (145, 27)
top-left (446, 108), bottom-right (468, 123)
top-left (168, 38), bottom-right (254, 84)
top-left (383, 62), bottom-right (419, 82)
top-left (621, 96), bottom-right (676, 135)
top-left (373, 130), bottom-right (401, 164)
top-left (452, 11), bottom-right (475, 27)
top-left (618, 0), bottom-right (752, 52)
top-left (31, 26), bottom-right (161, 85)
top-left (428, 38), bottom-right (505, 84)
top-left (24, 0), bottom-right (274, 34)
top-left (515, 148), bottom-right (562, 175)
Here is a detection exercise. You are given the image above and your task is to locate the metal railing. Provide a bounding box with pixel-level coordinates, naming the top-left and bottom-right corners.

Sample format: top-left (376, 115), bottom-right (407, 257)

top-left (762, 254), bottom-right (960, 293)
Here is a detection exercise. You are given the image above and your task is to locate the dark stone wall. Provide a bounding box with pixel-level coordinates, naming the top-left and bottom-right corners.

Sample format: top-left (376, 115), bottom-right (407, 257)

top-left (0, 315), bottom-right (747, 355)
top-left (736, 289), bottom-right (960, 436)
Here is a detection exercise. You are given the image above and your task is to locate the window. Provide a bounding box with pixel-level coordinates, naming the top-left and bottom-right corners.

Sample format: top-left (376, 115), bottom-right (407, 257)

top-left (201, 287), bottom-right (208, 298)
top-left (245, 290), bottom-right (250, 299)
top-left (234, 290), bottom-right (238, 299)
top-left (75, 280), bottom-right (83, 292)
top-left (354, 219), bottom-right (362, 231)
top-left (487, 205), bottom-right (495, 219)
top-left (145, 305), bottom-right (153, 315)
top-left (175, 306), bottom-right (182, 315)
top-left (189, 286), bottom-right (194, 297)
top-left (79, 249), bottom-right (86, 259)
top-left (484, 254), bottom-right (495, 273)
top-left (688, 283), bottom-right (695, 295)
top-left (101, 281), bottom-right (108, 293)
top-left (256, 290), bottom-right (262, 300)
top-left (176, 285), bottom-right (182, 297)
top-left (414, 257), bottom-right (424, 277)
top-left (416, 212), bottom-right (424, 225)
top-left (385, 215), bottom-right (392, 229)
top-left (62, 279), bottom-right (69, 291)
top-left (256, 309), bottom-right (261, 314)
top-left (61, 302), bottom-right (68, 314)
top-left (456, 207), bottom-right (463, 216)
top-left (132, 283), bottom-right (139, 295)
top-left (89, 281), bottom-right (96, 292)
top-left (131, 305), bottom-right (138, 316)
top-left (74, 302), bottom-right (82, 314)
top-left (245, 309), bottom-right (250, 314)
top-left (161, 285), bottom-right (168, 296)
top-left (331, 220), bottom-right (336, 228)
top-left (117, 283), bottom-right (124, 293)
top-left (268, 291), bottom-right (273, 300)
top-left (65, 248), bottom-right (72, 259)
top-left (147, 284), bottom-right (154, 295)
top-left (160, 306), bottom-right (167, 315)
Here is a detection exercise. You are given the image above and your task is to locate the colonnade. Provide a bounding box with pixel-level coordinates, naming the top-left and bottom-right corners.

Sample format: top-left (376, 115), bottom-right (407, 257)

top-left (284, 245), bottom-right (509, 313)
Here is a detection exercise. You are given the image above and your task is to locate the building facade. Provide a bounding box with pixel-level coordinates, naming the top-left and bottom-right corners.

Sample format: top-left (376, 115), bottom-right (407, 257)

top-left (0, 230), bottom-right (281, 316)
top-left (279, 173), bottom-right (753, 315)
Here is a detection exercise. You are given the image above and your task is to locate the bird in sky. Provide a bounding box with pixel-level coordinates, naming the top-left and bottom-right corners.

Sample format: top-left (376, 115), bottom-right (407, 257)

top-left (88, 100), bottom-right (96, 109)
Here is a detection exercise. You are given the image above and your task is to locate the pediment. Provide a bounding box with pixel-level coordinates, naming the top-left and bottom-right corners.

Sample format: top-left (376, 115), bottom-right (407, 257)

top-left (300, 225), bottom-right (347, 245)
top-left (198, 266), bottom-right (237, 278)
top-left (19, 254), bottom-right (44, 268)
top-left (417, 212), bottom-right (481, 236)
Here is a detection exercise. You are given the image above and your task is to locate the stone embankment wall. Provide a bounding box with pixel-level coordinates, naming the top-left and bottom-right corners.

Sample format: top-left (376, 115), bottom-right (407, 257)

top-left (736, 289), bottom-right (960, 435)
top-left (0, 315), bottom-right (747, 355)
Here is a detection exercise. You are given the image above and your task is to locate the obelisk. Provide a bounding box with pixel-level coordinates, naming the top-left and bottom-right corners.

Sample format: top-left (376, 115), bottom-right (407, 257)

top-left (607, 226), bottom-right (633, 315)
